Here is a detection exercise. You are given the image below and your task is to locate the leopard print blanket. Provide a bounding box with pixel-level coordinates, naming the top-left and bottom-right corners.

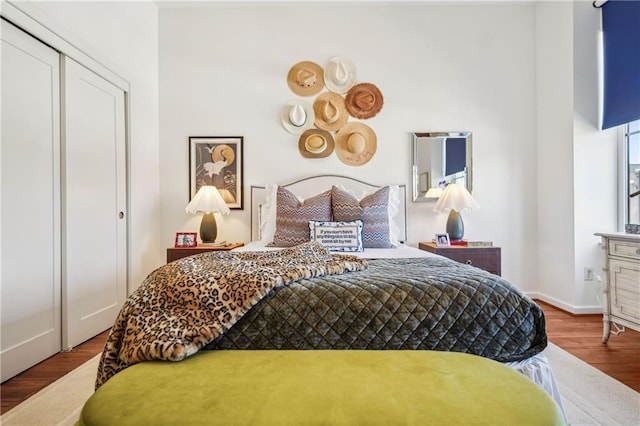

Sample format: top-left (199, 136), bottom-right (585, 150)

top-left (95, 242), bottom-right (367, 389)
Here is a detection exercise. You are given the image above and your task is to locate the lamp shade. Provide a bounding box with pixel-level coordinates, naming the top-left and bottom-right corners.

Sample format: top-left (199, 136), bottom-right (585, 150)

top-left (433, 183), bottom-right (479, 214)
top-left (424, 187), bottom-right (444, 198)
top-left (185, 186), bottom-right (231, 215)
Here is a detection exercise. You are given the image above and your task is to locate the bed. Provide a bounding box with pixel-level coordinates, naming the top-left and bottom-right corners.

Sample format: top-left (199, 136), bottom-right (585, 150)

top-left (93, 174), bottom-right (564, 419)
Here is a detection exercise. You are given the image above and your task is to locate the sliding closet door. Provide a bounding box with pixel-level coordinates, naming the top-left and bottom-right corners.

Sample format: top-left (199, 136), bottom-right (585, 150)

top-left (1, 20), bottom-right (62, 381)
top-left (62, 57), bottom-right (127, 348)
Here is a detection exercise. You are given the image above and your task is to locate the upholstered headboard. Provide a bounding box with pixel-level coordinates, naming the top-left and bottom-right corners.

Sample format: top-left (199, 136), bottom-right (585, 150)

top-left (250, 174), bottom-right (407, 243)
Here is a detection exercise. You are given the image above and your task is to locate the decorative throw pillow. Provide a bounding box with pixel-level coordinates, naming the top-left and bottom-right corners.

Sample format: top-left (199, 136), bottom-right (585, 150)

top-left (331, 186), bottom-right (395, 248)
top-left (309, 220), bottom-right (364, 252)
top-left (333, 184), bottom-right (402, 245)
top-left (267, 187), bottom-right (332, 247)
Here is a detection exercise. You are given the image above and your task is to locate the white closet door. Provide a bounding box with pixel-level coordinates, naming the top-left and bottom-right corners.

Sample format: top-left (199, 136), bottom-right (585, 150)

top-left (1, 20), bottom-right (62, 381)
top-left (62, 57), bottom-right (127, 348)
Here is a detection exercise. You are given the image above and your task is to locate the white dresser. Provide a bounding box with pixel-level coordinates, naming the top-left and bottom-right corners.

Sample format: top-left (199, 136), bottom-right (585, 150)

top-left (595, 233), bottom-right (640, 343)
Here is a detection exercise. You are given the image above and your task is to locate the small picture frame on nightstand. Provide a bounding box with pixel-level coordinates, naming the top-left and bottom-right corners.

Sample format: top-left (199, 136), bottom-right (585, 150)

top-left (435, 233), bottom-right (450, 247)
top-left (175, 232), bottom-right (197, 247)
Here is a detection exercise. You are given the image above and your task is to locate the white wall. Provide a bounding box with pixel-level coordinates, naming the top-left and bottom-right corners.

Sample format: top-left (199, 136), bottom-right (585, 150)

top-left (535, 1), bottom-right (577, 309)
top-left (8, 0), bottom-right (163, 290)
top-left (5, 1), bottom-right (618, 312)
top-left (158, 2), bottom-right (540, 292)
top-left (571, 0), bottom-right (617, 310)
top-left (534, 1), bottom-right (617, 313)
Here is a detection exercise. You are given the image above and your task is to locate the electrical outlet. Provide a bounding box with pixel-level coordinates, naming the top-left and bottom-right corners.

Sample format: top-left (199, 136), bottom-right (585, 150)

top-left (584, 267), bottom-right (595, 281)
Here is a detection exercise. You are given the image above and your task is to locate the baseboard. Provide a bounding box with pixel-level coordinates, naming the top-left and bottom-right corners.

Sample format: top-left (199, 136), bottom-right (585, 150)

top-left (527, 292), bottom-right (603, 315)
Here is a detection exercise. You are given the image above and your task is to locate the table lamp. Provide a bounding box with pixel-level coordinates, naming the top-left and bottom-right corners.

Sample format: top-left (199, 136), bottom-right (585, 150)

top-left (424, 187), bottom-right (444, 198)
top-left (185, 185), bottom-right (231, 245)
top-left (433, 183), bottom-right (479, 242)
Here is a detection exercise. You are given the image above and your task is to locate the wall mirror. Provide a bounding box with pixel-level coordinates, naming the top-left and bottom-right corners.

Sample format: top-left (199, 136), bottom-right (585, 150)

top-left (411, 132), bottom-right (472, 202)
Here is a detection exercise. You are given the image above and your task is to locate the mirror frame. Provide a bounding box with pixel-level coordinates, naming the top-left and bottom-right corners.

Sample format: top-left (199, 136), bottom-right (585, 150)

top-left (411, 131), bottom-right (473, 202)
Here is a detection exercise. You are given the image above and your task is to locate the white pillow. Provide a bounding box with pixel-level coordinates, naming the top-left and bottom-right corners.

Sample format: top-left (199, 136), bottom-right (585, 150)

top-left (258, 184), bottom-right (278, 243)
top-left (388, 185), bottom-right (401, 245)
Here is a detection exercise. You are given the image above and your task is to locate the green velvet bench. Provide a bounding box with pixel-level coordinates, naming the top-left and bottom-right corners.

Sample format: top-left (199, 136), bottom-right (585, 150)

top-left (78, 350), bottom-right (564, 426)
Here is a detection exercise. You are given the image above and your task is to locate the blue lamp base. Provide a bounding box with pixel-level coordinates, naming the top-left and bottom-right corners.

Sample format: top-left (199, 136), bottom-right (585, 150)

top-left (446, 209), bottom-right (464, 241)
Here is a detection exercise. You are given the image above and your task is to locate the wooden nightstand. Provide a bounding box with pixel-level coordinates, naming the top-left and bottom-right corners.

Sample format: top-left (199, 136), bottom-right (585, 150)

top-left (166, 243), bottom-right (244, 263)
top-left (418, 242), bottom-right (501, 276)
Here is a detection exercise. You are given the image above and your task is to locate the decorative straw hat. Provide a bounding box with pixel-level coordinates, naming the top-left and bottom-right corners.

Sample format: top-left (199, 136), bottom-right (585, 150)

top-left (324, 57), bottom-right (357, 94)
top-left (287, 61), bottom-right (325, 97)
top-left (298, 128), bottom-right (335, 159)
top-left (335, 122), bottom-right (377, 166)
top-left (345, 83), bottom-right (384, 119)
top-left (313, 92), bottom-right (348, 132)
top-left (281, 99), bottom-right (315, 135)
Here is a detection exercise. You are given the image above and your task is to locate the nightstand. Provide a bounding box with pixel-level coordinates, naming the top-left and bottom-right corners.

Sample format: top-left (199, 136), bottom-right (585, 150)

top-left (166, 243), bottom-right (244, 263)
top-left (418, 242), bottom-right (501, 276)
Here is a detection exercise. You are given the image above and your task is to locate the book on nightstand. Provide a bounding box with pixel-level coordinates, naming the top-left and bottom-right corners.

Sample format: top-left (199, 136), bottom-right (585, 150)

top-left (466, 241), bottom-right (494, 247)
top-left (429, 240), bottom-right (493, 247)
top-left (201, 240), bottom-right (228, 247)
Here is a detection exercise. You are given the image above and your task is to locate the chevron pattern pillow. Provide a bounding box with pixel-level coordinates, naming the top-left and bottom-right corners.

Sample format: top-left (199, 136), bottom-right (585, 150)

top-left (267, 187), bottom-right (332, 247)
top-left (331, 186), bottom-right (395, 248)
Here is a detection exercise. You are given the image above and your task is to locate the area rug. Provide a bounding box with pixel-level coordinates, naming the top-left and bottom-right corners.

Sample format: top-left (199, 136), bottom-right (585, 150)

top-left (544, 343), bottom-right (639, 425)
top-left (0, 354), bottom-right (100, 426)
top-left (1, 344), bottom-right (638, 426)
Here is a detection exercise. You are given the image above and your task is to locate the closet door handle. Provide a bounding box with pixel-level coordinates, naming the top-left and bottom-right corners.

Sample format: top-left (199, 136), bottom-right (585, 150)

top-left (119, 212), bottom-right (125, 219)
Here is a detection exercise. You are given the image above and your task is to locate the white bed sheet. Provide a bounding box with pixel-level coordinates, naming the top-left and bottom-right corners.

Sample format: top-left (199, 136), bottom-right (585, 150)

top-left (234, 241), bottom-right (439, 259)
top-left (507, 353), bottom-right (567, 422)
top-left (233, 240), bottom-right (566, 418)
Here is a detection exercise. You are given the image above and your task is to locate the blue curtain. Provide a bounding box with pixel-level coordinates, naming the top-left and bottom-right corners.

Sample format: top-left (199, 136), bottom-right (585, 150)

top-left (601, 0), bottom-right (640, 130)
top-left (445, 138), bottom-right (466, 176)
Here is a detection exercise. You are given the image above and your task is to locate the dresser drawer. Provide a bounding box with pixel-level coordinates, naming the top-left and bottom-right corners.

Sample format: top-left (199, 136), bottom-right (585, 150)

top-left (609, 258), bottom-right (640, 323)
top-left (608, 239), bottom-right (640, 261)
top-left (442, 250), bottom-right (501, 274)
top-left (418, 243), bottom-right (501, 276)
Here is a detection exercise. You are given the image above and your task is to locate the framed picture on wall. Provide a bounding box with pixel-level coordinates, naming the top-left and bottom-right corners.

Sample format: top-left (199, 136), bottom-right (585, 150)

top-left (189, 136), bottom-right (243, 209)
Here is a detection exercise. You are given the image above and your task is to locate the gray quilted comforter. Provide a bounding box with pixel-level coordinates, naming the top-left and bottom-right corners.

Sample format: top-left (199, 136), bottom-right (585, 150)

top-left (204, 256), bottom-right (547, 362)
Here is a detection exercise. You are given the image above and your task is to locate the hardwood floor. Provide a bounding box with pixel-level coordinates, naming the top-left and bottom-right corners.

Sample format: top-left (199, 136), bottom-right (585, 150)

top-left (536, 299), bottom-right (640, 392)
top-left (0, 330), bottom-right (110, 415)
top-left (1, 301), bottom-right (639, 415)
